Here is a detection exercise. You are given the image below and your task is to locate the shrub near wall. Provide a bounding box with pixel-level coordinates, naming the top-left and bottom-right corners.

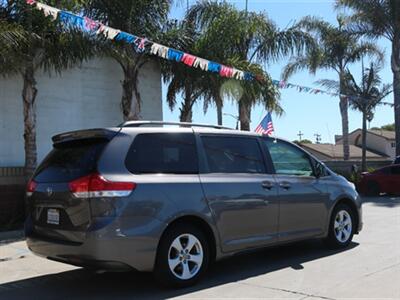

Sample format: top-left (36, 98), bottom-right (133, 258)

top-left (0, 167), bottom-right (26, 231)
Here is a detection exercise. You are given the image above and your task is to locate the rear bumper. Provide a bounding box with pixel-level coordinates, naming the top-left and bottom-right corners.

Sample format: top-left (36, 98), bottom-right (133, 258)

top-left (25, 216), bottom-right (166, 272)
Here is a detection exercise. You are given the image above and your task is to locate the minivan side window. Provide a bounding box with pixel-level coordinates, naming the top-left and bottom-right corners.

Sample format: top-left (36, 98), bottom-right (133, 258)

top-left (201, 136), bottom-right (266, 174)
top-left (264, 139), bottom-right (314, 176)
top-left (391, 166), bottom-right (400, 175)
top-left (125, 133), bottom-right (198, 174)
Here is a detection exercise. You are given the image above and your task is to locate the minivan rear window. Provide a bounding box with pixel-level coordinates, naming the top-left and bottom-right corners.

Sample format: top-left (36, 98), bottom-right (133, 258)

top-left (34, 139), bottom-right (108, 183)
top-left (125, 133), bottom-right (198, 174)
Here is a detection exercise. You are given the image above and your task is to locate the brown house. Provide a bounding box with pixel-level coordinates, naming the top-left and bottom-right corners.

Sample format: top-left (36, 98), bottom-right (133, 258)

top-left (300, 143), bottom-right (389, 162)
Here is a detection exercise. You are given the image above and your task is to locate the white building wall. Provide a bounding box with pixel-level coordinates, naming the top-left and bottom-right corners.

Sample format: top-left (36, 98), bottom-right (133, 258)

top-left (385, 141), bottom-right (396, 159)
top-left (355, 133), bottom-right (386, 154)
top-left (0, 58), bottom-right (162, 167)
top-left (357, 133), bottom-right (395, 159)
top-left (340, 129), bottom-right (396, 159)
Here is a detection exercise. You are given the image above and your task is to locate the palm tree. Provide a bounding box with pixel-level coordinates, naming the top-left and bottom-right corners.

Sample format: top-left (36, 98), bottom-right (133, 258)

top-left (163, 62), bottom-right (208, 122)
top-left (282, 16), bottom-right (382, 160)
top-left (0, 21), bottom-right (27, 49)
top-left (336, 0), bottom-right (400, 157)
top-left (0, 0), bottom-right (95, 177)
top-left (186, 1), bottom-right (311, 130)
top-left (318, 62), bottom-right (392, 171)
top-left (161, 19), bottom-right (209, 122)
top-left (84, 0), bottom-right (174, 121)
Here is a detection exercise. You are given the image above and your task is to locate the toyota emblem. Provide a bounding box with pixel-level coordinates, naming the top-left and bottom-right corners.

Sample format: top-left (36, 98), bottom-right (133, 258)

top-left (46, 187), bottom-right (53, 197)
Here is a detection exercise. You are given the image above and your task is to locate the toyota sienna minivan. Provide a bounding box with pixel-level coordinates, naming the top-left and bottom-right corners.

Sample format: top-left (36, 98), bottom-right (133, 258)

top-left (25, 121), bottom-right (362, 287)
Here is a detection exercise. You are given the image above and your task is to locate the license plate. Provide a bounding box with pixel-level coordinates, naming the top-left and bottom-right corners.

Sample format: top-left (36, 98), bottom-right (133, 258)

top-left (47, 209), bottom-right (60, 225)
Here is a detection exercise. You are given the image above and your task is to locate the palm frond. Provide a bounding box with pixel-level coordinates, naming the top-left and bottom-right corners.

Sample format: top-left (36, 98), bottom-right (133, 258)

top-left (315, 79), bottom-right (340, 93)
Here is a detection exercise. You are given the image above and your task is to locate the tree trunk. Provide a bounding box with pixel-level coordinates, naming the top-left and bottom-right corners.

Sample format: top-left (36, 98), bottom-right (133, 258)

top-left (215, 93), bottom-right (223, 126)
top-left (121, 65), bottom-right (141, 121)
top-left (361, 111), bottom-right (367, 172)
top-left (239, 100), bottom-right (251, 131)
top-left (179, 102), bottom-right (193, 122)
top-left (216, 102), bottom-right (223, 126)
top-left (22, 65), bottom-right (38, 179)
top-left (339, 74), bottom-right (350, 161)
top-left (391, 37), bottom-right (400, 157)
top-left (180, 88), bottom-right (193, 123)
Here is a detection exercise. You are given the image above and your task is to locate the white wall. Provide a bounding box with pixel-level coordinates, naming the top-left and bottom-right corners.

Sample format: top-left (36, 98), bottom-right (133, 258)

top-left (0, 58), bottom-right (162, 167)
top-left (354, 132), bottom-right (395, 159)
top-left (385, 141), bottom-right (396, 159)
top-left (338, 130), bottom-right (396, 159)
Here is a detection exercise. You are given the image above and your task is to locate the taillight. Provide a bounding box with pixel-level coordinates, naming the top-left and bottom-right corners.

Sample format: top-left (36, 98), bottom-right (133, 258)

top-left (69, 173), bottom-right (136, 198)
top-left (26, 179), bottom-right (37, 197)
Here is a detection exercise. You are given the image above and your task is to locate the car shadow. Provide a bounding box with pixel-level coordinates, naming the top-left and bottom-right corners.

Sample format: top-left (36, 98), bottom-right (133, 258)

top-left (0, 240), bottom-right (359, 299)
top-left (362, 196), bottom-right (400, 208)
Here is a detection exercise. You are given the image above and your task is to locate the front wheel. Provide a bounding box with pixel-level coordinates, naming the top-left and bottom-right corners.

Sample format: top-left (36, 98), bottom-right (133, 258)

top-left (325, 204), bottom-right (355, 249)
top-left (154, 224), bottom-right (210, 288)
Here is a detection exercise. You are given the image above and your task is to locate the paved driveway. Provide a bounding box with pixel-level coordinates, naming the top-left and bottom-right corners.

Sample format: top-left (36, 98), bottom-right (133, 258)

top-left (0, 197), bottom-right (399, 299)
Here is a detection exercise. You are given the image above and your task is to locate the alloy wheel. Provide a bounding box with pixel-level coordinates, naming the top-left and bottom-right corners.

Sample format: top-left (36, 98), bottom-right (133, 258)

top-left (168, 234), bottom-right (204, 280)
top-left (334, 210), bottom-right (353, 243)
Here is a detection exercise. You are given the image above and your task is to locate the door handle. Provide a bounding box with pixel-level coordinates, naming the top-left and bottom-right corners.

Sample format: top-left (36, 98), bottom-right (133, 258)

top-left (279, 182), bottom-right (291, 190)
top-left (262, 181), bottom-right (275, 190)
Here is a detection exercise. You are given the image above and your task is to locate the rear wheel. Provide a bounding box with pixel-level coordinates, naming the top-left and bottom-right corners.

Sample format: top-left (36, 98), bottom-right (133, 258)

top-left (154, 224), bottom-right (209, 288)
top-left (325, 204), bottom-right (354, 249)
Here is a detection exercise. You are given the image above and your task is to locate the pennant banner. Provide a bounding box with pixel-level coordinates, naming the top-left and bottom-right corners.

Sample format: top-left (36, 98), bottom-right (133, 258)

top-left (26, 0), bottom-right (395, 108)
top-left (26, 0), bottom-right (251, 82)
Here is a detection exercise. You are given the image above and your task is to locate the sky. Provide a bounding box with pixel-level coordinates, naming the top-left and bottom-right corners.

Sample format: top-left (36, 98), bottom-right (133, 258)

top-left (162, 0), bottom-right (395, 143)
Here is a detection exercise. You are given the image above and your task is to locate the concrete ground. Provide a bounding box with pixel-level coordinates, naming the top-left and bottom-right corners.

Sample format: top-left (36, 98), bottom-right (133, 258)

top-left (0, 197), bottom-right (399, 300)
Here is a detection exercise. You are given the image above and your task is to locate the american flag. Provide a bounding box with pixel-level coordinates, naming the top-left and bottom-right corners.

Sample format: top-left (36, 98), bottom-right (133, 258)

top-left (255, 112), bottom-right (274, 136)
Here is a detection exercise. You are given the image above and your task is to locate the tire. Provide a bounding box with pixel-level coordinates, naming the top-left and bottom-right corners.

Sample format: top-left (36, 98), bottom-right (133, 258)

top-left (366, 181), bottom-right (380, 197)
top-left (154, 224), bottom-right (210, 288)
top-left (325, 204), bottom-right (355, 249)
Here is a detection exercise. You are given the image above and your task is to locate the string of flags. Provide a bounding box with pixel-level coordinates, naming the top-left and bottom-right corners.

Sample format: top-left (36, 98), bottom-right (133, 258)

top-left (271, 80), bottom-right (394, 107)
top-left (26, 0), bottom-right (250, 82)
top-left (26, 0), bottom-right (394, 108)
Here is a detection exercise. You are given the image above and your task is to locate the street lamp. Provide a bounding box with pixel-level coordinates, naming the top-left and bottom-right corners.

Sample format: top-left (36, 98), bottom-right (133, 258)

top-left (223, 113), bottom-right (240, 130)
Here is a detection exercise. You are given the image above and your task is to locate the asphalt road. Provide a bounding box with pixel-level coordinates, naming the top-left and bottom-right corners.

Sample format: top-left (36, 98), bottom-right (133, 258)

top-left (0, 197), bottom-right (399, 300)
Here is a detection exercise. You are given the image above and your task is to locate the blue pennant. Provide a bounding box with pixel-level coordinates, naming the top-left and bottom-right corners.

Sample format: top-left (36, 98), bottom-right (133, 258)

top-left (115, 31), bottom-right (137, 44)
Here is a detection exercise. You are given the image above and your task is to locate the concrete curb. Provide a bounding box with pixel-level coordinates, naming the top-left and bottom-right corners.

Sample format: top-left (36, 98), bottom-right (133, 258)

top-left (0, 229), bottom-right (24, 243)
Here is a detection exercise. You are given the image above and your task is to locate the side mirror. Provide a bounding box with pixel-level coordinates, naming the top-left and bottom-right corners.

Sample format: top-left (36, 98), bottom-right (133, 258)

top-left (314, 162), bottom-right (325, 178)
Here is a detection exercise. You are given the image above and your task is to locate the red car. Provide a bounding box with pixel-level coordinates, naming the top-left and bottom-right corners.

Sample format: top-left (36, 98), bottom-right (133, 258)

top-left (357, 164), bottom-right (400, 196)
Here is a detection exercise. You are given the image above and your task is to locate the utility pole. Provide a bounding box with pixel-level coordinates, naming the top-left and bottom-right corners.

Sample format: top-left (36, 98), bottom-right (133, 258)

top-left (187, 0), bottom-right (189, 11)
top-left (245, 0), bottom-right (248, 13)
top-left (297, 131), bottom-right (304, 141)
top-left (314, 134), bottom-right (322, 144)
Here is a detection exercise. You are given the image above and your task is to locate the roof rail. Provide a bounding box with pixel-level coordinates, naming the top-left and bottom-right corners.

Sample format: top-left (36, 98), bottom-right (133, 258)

top-left (119, 121), bottom-right (232, 130)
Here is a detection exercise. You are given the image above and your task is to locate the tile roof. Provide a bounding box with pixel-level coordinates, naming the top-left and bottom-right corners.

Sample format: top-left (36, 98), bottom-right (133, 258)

top-left (300, 143), bottom-right (386, 159)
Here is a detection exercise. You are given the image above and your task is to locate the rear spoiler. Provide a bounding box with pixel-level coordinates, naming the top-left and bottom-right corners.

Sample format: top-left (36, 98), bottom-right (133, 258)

top-left (52, 128), bottom-right (121, 145)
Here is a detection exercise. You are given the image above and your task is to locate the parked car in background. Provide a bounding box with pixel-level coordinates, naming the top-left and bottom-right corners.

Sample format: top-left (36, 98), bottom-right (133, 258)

top-left (25, 121), bottom-right (362, 288)
top-left (357, 165), bottom-right (400, 196)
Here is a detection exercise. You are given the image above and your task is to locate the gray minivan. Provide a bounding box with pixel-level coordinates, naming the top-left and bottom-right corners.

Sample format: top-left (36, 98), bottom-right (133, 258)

top-left (25, 121), bottom-right (362, 287)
